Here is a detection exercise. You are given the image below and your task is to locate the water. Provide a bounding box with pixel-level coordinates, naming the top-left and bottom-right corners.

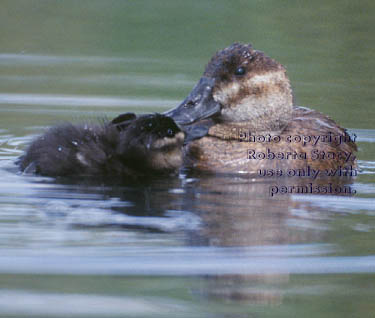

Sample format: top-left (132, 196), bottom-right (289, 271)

top-left (1, 1), bottom-right (375, 317)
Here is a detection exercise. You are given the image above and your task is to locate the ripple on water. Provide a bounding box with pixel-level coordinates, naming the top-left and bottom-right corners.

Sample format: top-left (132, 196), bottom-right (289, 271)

top-left (0, 93), bottom-right (180, 108)
top-left (358, 160), bottom-right (375, 174)
top-left (0, 290), bottom-right (192, 317)
top-left (0, 53), bottom-right (161, 66)
top-left (0, 247), bottom-right (375, 276)
top-left (292, 195), bottom-right (375, 214)
top-left (353, 129), bottom-right (375, 143)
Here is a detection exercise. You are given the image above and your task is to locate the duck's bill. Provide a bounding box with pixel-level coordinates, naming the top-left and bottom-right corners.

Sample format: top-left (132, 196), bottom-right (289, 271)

top-left (181, 118), bottom-right (216, 142)
top-left (164, 77), bottom-right (221, 125)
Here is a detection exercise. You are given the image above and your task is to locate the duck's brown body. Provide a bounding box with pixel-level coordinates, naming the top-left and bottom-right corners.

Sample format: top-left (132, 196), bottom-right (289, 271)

top-left (166, 43), bottom-right (357, 175)
top-left (184, 107), bottom-right (356, 174)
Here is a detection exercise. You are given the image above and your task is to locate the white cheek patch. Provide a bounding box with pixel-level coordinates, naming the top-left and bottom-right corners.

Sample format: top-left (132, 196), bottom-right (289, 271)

top-left (213, 70), bottom-right (293, 127)
top-left (213, 82), bottom-right (241, 105)
top-left (152, 132), bottom-right (185, 149)
top-left (214, 71), bottom-right (286, 106)
top-left (221, 97), bottom-right (259, 121)
top-left (150, 146), bottom-right (183, 170)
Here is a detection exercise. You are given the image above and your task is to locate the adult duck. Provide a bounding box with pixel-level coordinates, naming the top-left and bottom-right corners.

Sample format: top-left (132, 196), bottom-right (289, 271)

top-left (166, 43), bottom-right (357, 175)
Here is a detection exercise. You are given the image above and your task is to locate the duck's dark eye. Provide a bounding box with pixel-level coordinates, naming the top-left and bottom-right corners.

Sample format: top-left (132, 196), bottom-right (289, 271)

top-left (234, 67), bottom-right (246, 76)
top-left (166, 128), bottom-right (174, 137)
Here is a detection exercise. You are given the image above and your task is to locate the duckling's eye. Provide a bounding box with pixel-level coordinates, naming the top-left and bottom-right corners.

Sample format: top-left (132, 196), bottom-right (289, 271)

top-left (166, 128), bottom-right (174, 137)
top-left (234, 67), bottom-right (246, 76)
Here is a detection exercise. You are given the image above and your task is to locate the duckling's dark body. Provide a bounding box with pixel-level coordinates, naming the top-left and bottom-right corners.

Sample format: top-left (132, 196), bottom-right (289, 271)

top-left (19, 113), bottom-right (184, 178)
top-left (166, 43), bottom-right (357, 174)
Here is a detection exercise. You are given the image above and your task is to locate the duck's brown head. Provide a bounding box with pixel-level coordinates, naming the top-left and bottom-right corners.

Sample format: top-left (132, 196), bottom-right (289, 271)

top-left (167, 43), bottom-right (294, 133)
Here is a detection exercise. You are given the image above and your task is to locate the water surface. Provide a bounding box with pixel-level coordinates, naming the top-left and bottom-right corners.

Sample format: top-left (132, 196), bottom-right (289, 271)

top-left (1, 1), bottom-right (375, 317)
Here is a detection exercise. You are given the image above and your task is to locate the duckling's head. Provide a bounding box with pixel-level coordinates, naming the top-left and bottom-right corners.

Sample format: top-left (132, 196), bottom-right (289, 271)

top-left (114, 113), bottom-right (185, 172)
top-left (167, 43), bottom-right (294, 133)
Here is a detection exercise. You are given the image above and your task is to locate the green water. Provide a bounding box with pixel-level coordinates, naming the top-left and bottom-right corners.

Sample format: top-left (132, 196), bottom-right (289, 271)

top-left (1, 1), bottom-right (375, 317)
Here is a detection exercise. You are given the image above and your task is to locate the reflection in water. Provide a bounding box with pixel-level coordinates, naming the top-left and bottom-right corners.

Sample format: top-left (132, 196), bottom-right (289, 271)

top-left (157, 173), bottom-right (352, 304)
top-left (25, 172), bottom-right (351, 247)
top-left (7, 156), bottom-right (357, 305)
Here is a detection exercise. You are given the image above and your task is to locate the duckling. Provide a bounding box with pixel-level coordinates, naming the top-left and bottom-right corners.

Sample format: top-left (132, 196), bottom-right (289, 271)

top-left (18, 113), bottom-right (184, 178)
top-left (166, 43), bottom-right (357, 174)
